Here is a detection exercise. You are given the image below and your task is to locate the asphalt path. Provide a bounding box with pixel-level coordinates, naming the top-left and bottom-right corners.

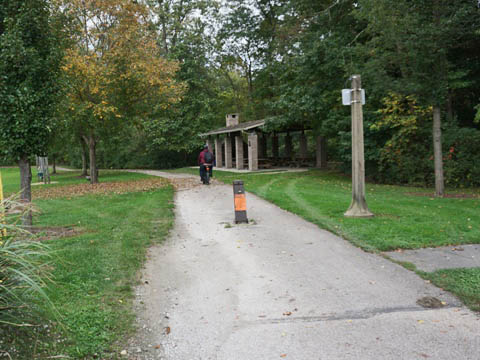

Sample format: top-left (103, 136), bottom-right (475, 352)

top-left (129, 172), bottom-right (479, 360)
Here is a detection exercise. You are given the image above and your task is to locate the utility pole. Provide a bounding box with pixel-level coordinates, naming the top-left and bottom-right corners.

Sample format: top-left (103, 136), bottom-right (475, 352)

top-left (344, 75), bottom-right (374, 218)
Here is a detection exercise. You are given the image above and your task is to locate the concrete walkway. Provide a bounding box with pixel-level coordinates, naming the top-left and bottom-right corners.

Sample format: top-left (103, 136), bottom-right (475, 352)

top-left (128, 170), bottom-right (480, 360)
top-left (385, 245), bottom-right (480, 272)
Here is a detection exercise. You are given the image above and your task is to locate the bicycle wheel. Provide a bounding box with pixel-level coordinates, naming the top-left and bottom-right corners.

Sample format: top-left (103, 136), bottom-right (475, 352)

top-left (205, 170), bottom-right (210, 184)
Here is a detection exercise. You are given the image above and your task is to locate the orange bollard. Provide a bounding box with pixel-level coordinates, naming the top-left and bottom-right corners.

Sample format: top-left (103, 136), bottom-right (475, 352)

top-left (233, 180), bottom-right (248, 224)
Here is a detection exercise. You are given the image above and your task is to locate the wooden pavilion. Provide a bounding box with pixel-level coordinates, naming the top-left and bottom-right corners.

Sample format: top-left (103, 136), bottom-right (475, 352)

top-left (200, 114), bottom-right (327, 171)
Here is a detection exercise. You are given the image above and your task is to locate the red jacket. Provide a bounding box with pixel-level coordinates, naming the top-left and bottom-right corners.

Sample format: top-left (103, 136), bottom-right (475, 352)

top-left (198, 149), bottom-right (207, 165)
top-left (198, 149), bottom-right (214, 165)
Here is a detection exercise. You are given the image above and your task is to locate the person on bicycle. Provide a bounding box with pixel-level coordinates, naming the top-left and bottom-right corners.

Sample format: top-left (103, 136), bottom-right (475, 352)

top-left (198, 144), bottom-right (214, 184)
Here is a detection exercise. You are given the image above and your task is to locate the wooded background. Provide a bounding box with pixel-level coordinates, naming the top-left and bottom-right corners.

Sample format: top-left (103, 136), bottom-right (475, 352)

top-left (1, 0), bottom-right (480, 187)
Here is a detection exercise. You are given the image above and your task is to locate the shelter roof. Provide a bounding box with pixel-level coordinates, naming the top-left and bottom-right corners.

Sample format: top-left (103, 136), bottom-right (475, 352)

top-left (200, 119), bottom-right (265, 136)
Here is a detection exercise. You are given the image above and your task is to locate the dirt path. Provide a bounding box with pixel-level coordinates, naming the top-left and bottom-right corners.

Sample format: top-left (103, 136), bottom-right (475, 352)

top-left (126, 171), bottom-right (479, 360)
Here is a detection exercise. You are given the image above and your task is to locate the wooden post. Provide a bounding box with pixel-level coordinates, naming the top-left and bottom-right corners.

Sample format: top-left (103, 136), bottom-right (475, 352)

top-left (225, 134), bottom-right (233, 168)
top-left (215, 136), bottom-right (223, 168)
top-left (344, 75), bottom-right (374, 218)
top-left (235, 135), bottom-right (244, 170)
top-left (248, 132), bottom-right (258, 171)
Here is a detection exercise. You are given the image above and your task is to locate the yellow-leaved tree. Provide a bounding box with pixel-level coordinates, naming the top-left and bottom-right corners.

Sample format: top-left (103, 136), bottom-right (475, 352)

top-left (61, 0), bottom-right (185, 183)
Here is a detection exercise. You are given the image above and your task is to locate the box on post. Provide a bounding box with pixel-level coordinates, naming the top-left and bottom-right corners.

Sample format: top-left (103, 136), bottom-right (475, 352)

top-left (233, 180), bottom-right (248, 224)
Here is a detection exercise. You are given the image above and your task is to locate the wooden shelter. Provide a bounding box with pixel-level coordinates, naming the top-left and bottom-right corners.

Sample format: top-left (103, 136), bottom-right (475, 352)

top-left (200, 114), bottom-right (327, 171)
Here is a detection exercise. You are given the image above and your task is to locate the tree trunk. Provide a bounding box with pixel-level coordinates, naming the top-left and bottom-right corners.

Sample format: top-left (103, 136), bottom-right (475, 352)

top-left (433, 105), bottom-right (445, 197)
top-left (19, 156), bottom-right (32, 227)
top-left (84, 134), bottom-right (98, 184)
top-left (52, 155), bottom-right (56, 174)
top-left (81, 138), bottom-right (88, 176)
top-left (446, 91), bottom-right (454, 122)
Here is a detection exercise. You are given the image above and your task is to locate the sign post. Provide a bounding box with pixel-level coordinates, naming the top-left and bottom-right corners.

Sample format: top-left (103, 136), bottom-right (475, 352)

top-left (343, 75), bottom-right (374, 218)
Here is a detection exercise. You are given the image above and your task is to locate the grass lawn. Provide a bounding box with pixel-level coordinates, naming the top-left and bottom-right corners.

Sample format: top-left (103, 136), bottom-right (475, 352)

top-left (1, 168), bottom-right (174, 358)
top-left (421, 269), bottom-right (480, 312)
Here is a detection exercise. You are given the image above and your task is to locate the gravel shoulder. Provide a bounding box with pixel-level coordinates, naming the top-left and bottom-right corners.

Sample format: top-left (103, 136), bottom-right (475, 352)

top-left (127, 176), bottom-right (480, 360)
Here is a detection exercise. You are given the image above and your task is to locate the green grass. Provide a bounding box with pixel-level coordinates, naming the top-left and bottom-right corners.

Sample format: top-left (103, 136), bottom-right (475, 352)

top-left (420, 269), bottom-right (480, 312)
top-left (1, 168), bottom-right (174, 358)
top-left (1, 167), bottom-right (152, 197)
top-left (0, 167), bottom-right (22, 195)
top-left (172, 167), bottom-right (480, 252)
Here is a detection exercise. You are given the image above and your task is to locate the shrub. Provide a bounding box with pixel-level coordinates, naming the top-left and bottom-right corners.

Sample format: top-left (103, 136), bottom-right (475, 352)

top-left (370, 93), bottom-right (434, 185)
top-left (443, 126), bottom-right (480, 187)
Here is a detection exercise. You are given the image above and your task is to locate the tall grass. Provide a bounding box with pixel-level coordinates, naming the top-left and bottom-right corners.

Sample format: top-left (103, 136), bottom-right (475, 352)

top-left (0, 196), bottom-right (54, 327)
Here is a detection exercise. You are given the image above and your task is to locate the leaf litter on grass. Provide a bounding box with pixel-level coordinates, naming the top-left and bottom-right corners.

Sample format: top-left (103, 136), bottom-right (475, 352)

top-left (32, 178), bottom-right (170, 199)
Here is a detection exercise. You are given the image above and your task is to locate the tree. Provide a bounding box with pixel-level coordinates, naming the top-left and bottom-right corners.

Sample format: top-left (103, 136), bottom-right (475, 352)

top-left (142, 0), bottom-right (226, 154)
top-left (61, 0), bottom-right (184, 183)
top-left (356, 0), bottom-right (480, 196)
top-left (0, 0), bottom-right (63, 225)
top-left (218, 0), bottom-right (293, 121)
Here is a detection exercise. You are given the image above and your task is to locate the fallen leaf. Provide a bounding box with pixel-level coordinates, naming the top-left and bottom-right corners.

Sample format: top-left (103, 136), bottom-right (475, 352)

top-left (283, 311), bottom-right (292, 316)
top-left (165, 326), bottom-right (171, 335)
top-left (33, 178), bottom-right (169, 200)
top-left (280, 354), bottom-right (287, 358)
top-left (154, 345), bottom-right (161, 349)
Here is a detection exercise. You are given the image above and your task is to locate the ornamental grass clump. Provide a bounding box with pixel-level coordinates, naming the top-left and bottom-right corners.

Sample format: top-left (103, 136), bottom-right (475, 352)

top-left (0, 196), bottom-right (54, 327)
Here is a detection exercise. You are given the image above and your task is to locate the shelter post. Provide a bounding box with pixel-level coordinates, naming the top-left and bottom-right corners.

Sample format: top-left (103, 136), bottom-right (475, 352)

top-left (248, 132), bottom-right (259, 171)
top-left (225, 134), bottom-right (233, 168)
top-left (215, 136), bottom-right (223, 168)
top-left (235, 134), bottom-right (244, 170)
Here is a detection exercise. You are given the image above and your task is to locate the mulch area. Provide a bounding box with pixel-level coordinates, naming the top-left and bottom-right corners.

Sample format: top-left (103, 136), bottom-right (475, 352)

top-left (29, 226), bottom-right (83, 241)
top-left (32, 178), bottom-right (170, 200)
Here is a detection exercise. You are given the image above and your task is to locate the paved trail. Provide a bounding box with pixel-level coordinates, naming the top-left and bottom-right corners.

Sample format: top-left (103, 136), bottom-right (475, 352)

top-left (128, 171), bottom-right (479, 360)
